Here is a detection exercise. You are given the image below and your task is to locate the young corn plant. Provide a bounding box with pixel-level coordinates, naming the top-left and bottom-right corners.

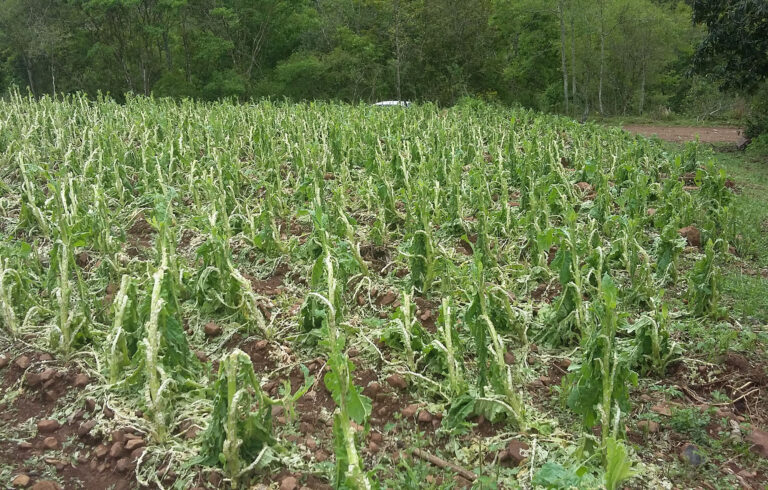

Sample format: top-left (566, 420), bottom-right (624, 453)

top-left (687, 239), bottom-right (722, 317)
top-left (628, 296), bottom-right (679, 377)
top-left (197, 349), bottom-right (276, 488)
top-left (465, 255), bottom-right (525, 427)
top-left (565, 275), bottom-right (637, 456)
top-left (313, 251), bottom-right (372, 489)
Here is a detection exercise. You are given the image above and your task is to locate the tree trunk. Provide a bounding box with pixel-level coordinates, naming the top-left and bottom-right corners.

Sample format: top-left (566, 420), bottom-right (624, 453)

top-left (598, 0), bottom-right (605, 114)
top-left (163, 30), bottom-right (172, 70)
top-left (394, 0), bottom-right (403, 101)
top-left (570, 9), bottom-right (576, 111)
top-left (559, 0), bottom-right (569, 114)
top-left (23, 54), bottom-right (36, 96)
top-left (639, 60), bottom-right (646, 114)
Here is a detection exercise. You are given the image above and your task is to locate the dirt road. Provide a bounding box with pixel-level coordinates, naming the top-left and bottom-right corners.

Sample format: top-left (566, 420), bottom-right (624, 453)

top-left (622, 125), bottom-right (747, 144)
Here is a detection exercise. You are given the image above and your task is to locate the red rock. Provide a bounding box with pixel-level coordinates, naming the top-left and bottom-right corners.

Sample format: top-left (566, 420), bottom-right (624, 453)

top-left (637, 420), bottom-right (660, 433)
top-left (15, 356), bottom-right (31, 370)
top-left (37, 419), bottom-right (60, 433)
top-left (386, 374), bottom-right (407, 390)
top-left (651, 404), bottom-right (672, 417)
top-left (504, 352), bottom-right (515, 365)
top-left (747, 429), bottom-right (768, 459)
top-left (378, 291), bottom-right (397, 306)
top-left (115, 457), bottom-right (132, 473)
top-left (125, 438), bottom-right (145, 451)
top-left (29, 482), bottom-right (61, 490)
top-left (94, 444), bottom-right (109, 458)
top-left (280, 476), bottom-right (299, 490)
top-left (109, 441), bottom-right (125, 458)
top-left (11, 474), bottom-right (30, 488)
top-left (678, 226), bottom-right (701, 247)
top-left (505, 439), bottom-right (530, 466)
top-left (204, 322), bottom-right (222, 337)
top-left (401, 404), bottom-right (420, 418)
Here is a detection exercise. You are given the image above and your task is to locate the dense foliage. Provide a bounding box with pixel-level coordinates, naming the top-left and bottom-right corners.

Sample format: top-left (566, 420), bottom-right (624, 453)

top-left (0, 0), bottom-right (723, 117)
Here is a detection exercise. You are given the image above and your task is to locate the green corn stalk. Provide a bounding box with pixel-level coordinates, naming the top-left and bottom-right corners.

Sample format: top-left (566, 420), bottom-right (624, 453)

top-left (433, 297), bottom-right (466, 396)
top-left (687, 239), bottom-right (721, 316)
top-left (144, 250), bottom-right (173, 442)
top-left (0, 259), bottom-right (21, 335)
top-left (107, 275), bottom-right (133, 383)
top-left (314, 249), bottom-right (371, 489)
top-left (565, 275), bottom-right (637, 457)
top-left (629, 296), bottom-right (679, 377)
top-left (197, 349), bottom-right (276, 488)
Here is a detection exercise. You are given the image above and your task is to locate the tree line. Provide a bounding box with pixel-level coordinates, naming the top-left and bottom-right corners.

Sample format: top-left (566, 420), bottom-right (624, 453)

top-left (0, 0), bottom-right (761, 120)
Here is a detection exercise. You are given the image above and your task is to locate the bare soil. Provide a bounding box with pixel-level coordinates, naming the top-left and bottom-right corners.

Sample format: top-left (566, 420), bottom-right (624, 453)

top-left (623, 125), bottom-right (747, 144)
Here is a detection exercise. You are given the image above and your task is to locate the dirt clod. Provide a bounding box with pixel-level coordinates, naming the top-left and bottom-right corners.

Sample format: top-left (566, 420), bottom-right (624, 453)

top-left (29, 482), bottom-right (61, 490)
top-left (11, 474), bottom-right (31, 488)
top-left (0, 355), bottom-right (9, 368)
top-left (15, 355), bottom-right (31, 370)
top-left (637, 420), bottom-right (660, 433)
top-left (110, 442), bottom-right (125, 458)
top-left (37, 419), bottom-right (60, 433)
top-left (280, 476), bottom-right (299, 490)
top-left (678, 226), bottom-right (701, 248)
top-left (204, 322), bottom-right (222, 337)
top-left (747, 429), bottom-right (768, 459)
top-left (386, 374), bottom-right (407, 390)
top-left (73, 373), bottom-right (90, 387)
top-left (401, 404), bottom-right (419, 419)
top-left (418, 410), bottom-right (433, 423)
top-left (505, 439), bottom-right (530, 466)
top-left (43, 436), bottom-right (59, 450)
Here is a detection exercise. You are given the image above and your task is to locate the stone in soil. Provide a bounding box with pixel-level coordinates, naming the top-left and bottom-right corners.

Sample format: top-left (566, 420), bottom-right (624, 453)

top-left (94, 444), bottom-right (109, 458)
top-left (637, 420), bottom-right (660, 433)
top-left (401, 404), bottom-right (419, 418)
top-left (678, 226), bottom-right (701, 248)
top-left (363, 381), bottom-right (382, 397)
top-left (501, 439), bottom-right (530, 466)
top-left (125, 438), bottom-right (145, 451)
top-left (109, 441), bottom-right (125, 458)
top-left (30, 482), bottom-right (61, 490)
top-left (11, 474), bottom-right (31, 488)
top-left (651, 404), bottom-right (672, 416)
top-left (417, 410), bottom-right (433, 423)
top-left (73, 373), bottom-right (90, 387)
top-left (280, 476), bottom-right (299, 490)
top-left (368, 441), bottom-right (381, 453)
top-left (370, 432), bottom-right (383, 444)
top-left (116, 458), bottom-right (132, 472)
top-left (504, 352), bottom-right (515, 365)
top-left (42, 437), bottom-right (59, 450)
top-left (386, 374), bottom-right (407, 390)
top-left (37, 419), bottom-right (60, 433)
top-left (15, 355), bottom-right (31, 370)
top-left (378, 291), bottom-right (397, 306)
top-left (747, 428), bottom-right (768, 459)
top-left (204, 322), bottom-right (222, 337)
top-left (679, 444), bottom-right (704, 466)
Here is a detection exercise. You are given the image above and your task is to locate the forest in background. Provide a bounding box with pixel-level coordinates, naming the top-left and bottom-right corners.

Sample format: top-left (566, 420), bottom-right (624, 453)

top-left (0, 0), bottom-right (765, 127)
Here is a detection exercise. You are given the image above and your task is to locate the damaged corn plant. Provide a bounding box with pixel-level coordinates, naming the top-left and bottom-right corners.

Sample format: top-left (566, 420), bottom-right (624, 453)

top-left (0, 92), bottom-right (739, 489)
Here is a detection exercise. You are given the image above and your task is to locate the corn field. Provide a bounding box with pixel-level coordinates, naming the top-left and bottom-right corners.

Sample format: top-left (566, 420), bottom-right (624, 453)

top-left (0, 93), bottom-right (738, 489)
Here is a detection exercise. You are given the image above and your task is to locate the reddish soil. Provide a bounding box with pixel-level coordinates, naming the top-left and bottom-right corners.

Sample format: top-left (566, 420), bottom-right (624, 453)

top-left (0, 349), bottom-right (138, 490)
top-left (622, 125), bottom-right (747, 144)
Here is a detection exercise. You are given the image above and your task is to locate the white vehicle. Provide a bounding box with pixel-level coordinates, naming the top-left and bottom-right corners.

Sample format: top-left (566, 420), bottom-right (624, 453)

top-left (373, 100), bottom-right (411, 107)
